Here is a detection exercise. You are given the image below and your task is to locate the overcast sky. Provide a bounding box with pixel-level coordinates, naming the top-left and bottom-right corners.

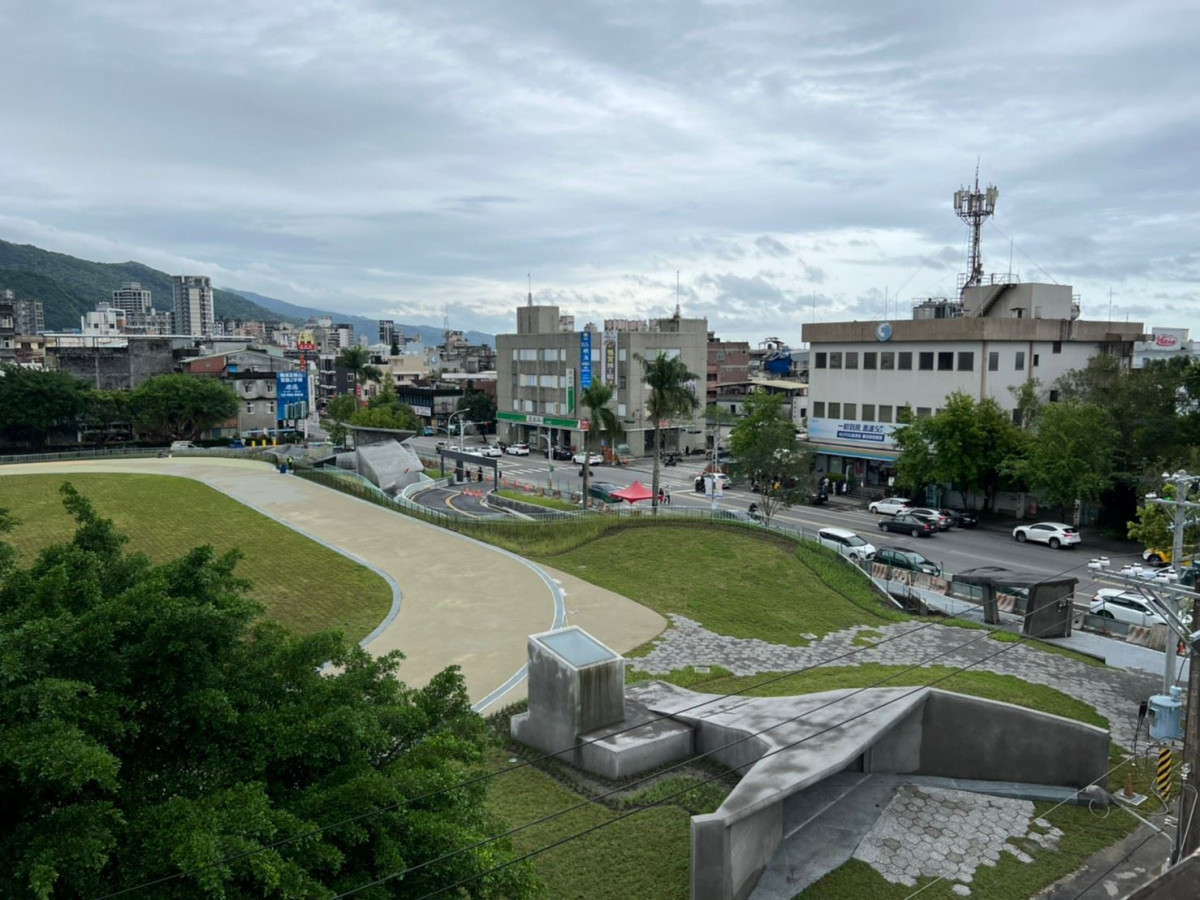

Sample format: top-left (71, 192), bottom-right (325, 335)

top-left (2, 0), bottom-right (1197, 342)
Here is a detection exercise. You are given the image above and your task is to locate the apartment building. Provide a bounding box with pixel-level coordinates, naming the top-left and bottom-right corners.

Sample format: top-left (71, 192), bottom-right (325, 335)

top-left (496, 304), bottom-right (707, 457)
top-left (172, 275), bottom-right (215, 336)
top-left (801, 282), bottom-right (1145, 487)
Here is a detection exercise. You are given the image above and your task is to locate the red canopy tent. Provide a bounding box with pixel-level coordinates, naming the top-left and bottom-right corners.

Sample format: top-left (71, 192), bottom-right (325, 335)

top-left (610, 480), bottom-right (654, 504)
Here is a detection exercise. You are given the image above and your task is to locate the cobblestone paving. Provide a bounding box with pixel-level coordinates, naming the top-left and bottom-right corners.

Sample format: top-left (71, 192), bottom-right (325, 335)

top-left (853, 785), bottom-right (1063, 893)
top-left (632, 617), bottom-right (1159, 747)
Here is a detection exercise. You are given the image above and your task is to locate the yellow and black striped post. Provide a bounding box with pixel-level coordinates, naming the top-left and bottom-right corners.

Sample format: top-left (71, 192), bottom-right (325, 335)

top-left (1156, 747), bottom-right (1174, 800)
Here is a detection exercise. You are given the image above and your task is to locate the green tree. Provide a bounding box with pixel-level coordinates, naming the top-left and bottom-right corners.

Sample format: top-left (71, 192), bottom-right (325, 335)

top-left (635, 352), bottom-right (700, 511)
top-left (891, 406), bottom-right (937, 497)
top-left (351, 405), bottom-right (419, 431)
top-left (1127, 483), bottom-right (1199, 560)
top-left (82, 389), bottom-right (132, 445)
top-left (336, 345), bottom-right (382, 403)
top-left (456, 390), bottom-right (498, 435)
top-left (729, 392), bottom-right (812, 523)
top-left (128, 374), bottom-right (239, 441)
top-left (323, 393), bottom-right (357, 446)
top-left (579, 382), bottom-right (624, 509)
top-left (1005, 401), bottom-right (1116, 518)
top-left (0, 364), bottom-right (88, 448)
top-left (0, 485), bottom-right (536, 900)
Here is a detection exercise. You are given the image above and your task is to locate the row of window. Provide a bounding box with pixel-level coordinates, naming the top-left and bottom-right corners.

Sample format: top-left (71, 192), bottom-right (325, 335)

top-left (814, 349), bottom-right (1049, 373)
top-left (514, 399), bottom-right (631, 418)
top-left (244, 402), bottom-right (276, 415)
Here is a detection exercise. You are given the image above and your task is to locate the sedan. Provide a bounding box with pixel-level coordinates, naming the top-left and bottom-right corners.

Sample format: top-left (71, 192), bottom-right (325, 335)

top-left (869, 497), bottom-right (912, 516)
top-left (505, 443), bottom-right (531, 456)
top-left (478, 444), bottom-right (503, 457)
top-left (551, 447), bottom-right (573, 461)
top-left (1089, 589), bottom-right (1169, 628)
top-left (941, 508), bottom-right (978, 529)
top-left (878, 514), bottom-right (936, 537)
top-left (572, 451), bottom-right (605, 465)
top-left (876, 547), bottom-right (942, 576)
top-left (1012, 522), bottom-right (1080, 549)
top-left (909, 507), bottom-right (951, 530)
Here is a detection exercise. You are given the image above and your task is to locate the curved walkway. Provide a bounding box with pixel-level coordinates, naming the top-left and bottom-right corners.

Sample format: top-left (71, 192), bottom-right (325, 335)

top-left (0, 458), bottom-right (664, 711)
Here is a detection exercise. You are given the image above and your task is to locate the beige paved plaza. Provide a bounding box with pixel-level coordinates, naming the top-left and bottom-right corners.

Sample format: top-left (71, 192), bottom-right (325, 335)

top-left (0, 457), bottom-right (664, 709)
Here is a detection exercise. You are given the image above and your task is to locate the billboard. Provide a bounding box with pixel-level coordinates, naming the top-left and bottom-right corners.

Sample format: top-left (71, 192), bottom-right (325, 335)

top-left (808, 417), bottom-right (899, 448)
top-left (297, 330), bottom-right (317, 351)
top-left (580, 331), bottom-right (593, 388)
top-left (603, 329), bottom-right (618, 384)
top-left (276, 371), bottom-right (309, 421)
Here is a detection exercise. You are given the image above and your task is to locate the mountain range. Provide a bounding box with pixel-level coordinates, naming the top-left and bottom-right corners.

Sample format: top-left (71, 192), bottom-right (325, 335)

top-left (0, 238), bottom-right (495, 346)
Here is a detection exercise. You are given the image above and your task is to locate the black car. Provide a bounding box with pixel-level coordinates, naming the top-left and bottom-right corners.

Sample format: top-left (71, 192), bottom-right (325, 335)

top-left (941, 508), bottom-right (978, 529)
top-left (878, 514), bottom-right (936, 537)
top-left (809, 489), bottom-right (829, 506)
top-left (551, 447), bottom-right (573, 461)
top-left (875, 547), bottom-right (941, 575)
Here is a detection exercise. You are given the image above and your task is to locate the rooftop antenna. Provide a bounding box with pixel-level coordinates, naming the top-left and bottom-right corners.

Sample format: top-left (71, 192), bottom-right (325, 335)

top-left (527, 273), bottom-right (533, 307)
top-left (675, 270), bottom-right (681, 318)
top-left (953, 161), bottom-right (999, 297)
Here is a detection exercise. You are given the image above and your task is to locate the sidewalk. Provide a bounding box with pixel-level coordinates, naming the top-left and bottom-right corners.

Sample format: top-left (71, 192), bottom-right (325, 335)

top-left (0, 458), bottom-right (665, 710)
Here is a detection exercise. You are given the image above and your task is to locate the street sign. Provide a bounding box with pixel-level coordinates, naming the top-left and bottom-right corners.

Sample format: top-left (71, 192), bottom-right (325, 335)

top-left (580, 331), bottom-right (593, 388)
top-left (581, 418), bottom-right (591, 431)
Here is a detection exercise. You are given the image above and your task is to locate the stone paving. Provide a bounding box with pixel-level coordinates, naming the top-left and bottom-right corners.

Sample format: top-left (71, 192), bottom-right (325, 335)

top-left (853, 785), bottom-right (1063, 894)
top-left (632, 616), bottom-right (1160, 748)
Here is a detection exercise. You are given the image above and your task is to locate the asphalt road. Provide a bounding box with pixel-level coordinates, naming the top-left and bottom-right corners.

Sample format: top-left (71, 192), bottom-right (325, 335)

top-left (408, 437), bottom-right (1145, 602)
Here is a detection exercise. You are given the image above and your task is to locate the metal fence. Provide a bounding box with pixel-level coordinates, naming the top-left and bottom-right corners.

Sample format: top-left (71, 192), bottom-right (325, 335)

top-left (0, 446), bottom-right (275, 466)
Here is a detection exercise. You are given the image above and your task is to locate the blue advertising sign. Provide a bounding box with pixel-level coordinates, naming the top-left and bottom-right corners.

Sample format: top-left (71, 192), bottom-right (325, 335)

top-left (579, 331), bottom-right (593, 389)
top-left (276, 371), bottom-right (308, 421)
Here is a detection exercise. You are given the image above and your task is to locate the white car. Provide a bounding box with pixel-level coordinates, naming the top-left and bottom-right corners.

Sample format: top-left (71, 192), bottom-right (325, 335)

top-left (505, 443), bottom-right (530, 456)
top-left (478, 444), bottom-right (503, 457)
top-left (1089, 589), bottom-right (1170, 628)
top-left (869, 497), bottom-right (912, 516)
top-left (572, 451), bottom-right (604, 465)
top-left (816, 527), bottom-right (876, 561)
top-left (1012, 522), bottom-right (1081, 549)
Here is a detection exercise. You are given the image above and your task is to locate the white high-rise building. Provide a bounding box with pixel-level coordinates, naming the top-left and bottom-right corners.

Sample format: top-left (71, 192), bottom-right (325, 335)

top-left (112, 282), bottom-right (153, 316)
top-left (171, 275), bottom-right (214, 336)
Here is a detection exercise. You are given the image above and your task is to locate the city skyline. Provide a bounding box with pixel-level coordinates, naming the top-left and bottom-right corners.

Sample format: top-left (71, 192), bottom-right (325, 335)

top-left (2, 1), bottom-right (1197, 343)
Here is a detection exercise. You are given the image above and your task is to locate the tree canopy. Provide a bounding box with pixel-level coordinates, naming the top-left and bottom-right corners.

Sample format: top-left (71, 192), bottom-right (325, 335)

top-left (579, 382), bottom-right (624, 508)
top-left (456, 390), bottom-right (497, 433)
top-left (128, 373), bottom-right (240, 441)
top-left (635, 352), bottom-right (700, 510)
top-left (729, 392), bottom-right (812, 522)
top-left (335, 346), bottom-right (382, 400)
top-left (0, 364), bottom-right (88, 447)
top-left (0, 485), bottom-right (535, 899)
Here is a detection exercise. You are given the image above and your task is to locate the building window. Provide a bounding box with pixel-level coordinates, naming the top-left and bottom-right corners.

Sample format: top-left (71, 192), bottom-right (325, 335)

top-left (1049, 389), bottom-right (1060, 402)
top-left (937, 351), bottom-right (953, 371)
top-left (863, 352), bottom-right (877, 370)
top-left (268, 402), bottom-right (275, 414)
top-left (958, 352), bottom-right (974, 371)
top-left (815, 352), bottom-right (827, 369)
top-left (862, 404), bottom-right (875, 421)
top-left (828, 402), bottom-right (841, 419)
top-left (812, 401), bottom-right (826, 418)
top-left (245, 402), bottom-right (254, 414)
top-left (988, 351), bottom-right (999, 371)
top-left (898, 352), bottom-right (912, 370)
top-left (880, 351), bottom-right (895, 370)
top-left (1033, 353), bottom-right (1040, 366)
top-left (878, 404), bottom-right (893, 423)
top-left (716, 350), bottom-right (725, 361)
top-left (618, 375), bottom-right (627, 390)
top-left (1015, 351), bottom-right (1025, 371)
top-left (618, 349), bottom-right (627, 362)
top-left (919, 352), bottom-right (934, 371)
top-left (845, 352), bottom-right (858, 370)
top-left (1052, 341), bottom-right (1062, 354)
top-left (916, 406), bottom-right (932, 418)
top-left (829, 352), bottom-right (842, 369)
top-left (844, 403), bottom-right (856, 420)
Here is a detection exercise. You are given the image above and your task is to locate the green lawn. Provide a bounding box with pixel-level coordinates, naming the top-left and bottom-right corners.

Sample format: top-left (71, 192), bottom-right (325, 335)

top-left (495, 489), bottom-right (578, 511)
top-left (537, 525), bottom-right (905, 647)
top-left (0, 473), bottom-right (392, 642)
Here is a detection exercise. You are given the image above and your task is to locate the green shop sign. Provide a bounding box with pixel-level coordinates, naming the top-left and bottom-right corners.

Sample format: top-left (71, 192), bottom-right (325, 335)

top-left (498, 411), bottom-right (580, 429)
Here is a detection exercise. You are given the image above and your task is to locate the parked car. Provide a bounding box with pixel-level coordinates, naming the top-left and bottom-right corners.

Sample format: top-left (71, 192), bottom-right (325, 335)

top-left (1012, 522), bottom-right (1081, 549)
top-left (478, 444), bottom-right (503, 457)
top-left (908, 507), bottom-right (951, 530)
top-left (588, 482), bottom-right (622, 504)
top-left (816, 527), bottom-right (876, 561)
top-left (809, 489), bottom-right (829, 506)
top-left (940, 508), bottom-right (978, 529)
top-left (878, 514), bottom-right (936, 537)
top-left (869, 497), bottom-right (912, 516)
top-left (505, 443), bottom-right (531, 456)
top-left (551, 447), bottom-right (573, 461)
top-left (1089, 589), bottom-right (1170, 628)
top-left (875, 547), bottom-right (942, 576)
top-left (572, 451), bottom-right (605, 465)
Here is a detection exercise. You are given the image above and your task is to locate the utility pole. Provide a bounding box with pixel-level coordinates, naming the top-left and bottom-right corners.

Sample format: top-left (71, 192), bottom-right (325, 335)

top-left (1183, 643), bottom-right (1200, 857)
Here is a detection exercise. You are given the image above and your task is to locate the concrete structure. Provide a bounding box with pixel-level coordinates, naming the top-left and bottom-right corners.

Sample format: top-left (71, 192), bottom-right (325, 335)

top-left (109, 282), bottom-right (171, 333)
top-left (0, 293), bottom-right (14, 362)
top-left (82, 306), bottom-right (126, 336)
top-left (0, 291), bottom-right (45, 362)
top-left (12, 295), bottom-right (44, 336)
top-left (496, 304), bottom-right (707, 457)
top-left (46, 336), bottom-right (177, 389)
top-left (171, 275), bottom-right (215, 337)
top-left (801, 282), bottom-right (1144, 487)
top-left (1132, 327), bottom-right (1197, 369)
top-left (352, 437), bottom-right (424, 494)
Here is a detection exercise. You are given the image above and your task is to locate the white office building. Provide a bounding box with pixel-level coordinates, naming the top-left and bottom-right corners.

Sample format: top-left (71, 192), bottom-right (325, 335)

top-left (1131, 327), bottom-right (1196, 369)
top-left (171, 275), bottom-right (214, 337)
top-left (801, 282), bottom-right (1145, 488)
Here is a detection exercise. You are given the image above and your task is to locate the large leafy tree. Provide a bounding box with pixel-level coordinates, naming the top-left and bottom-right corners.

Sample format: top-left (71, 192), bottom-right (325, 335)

top-left (336, 346), bottom-right (383, 404)
top-left (322, 393), bottom-right (358, 446)
top-left (1128, 482), bottom-right (1200, 560)
top-left (0, 485), bottom-right (536, 900)
top-left (82, 389), bottom-right (132, 445)
top-left (729, 391), bottom-right (812, 523)
top-left (128, 374), bottom-right (239, 441)
top-left (1004, 400), bottom-right (1116, 518)
top-left (634, 352), bottom-right (700, 511)
top-left (0, 364), bottom-right (88, 447)
top-left (456, 390), bottom-right (497, 434)
top-left (579, 382), bottom-right (624, 509)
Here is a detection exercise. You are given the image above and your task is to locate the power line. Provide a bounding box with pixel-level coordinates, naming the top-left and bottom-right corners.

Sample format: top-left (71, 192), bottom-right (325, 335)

top-left (1068, 829), bottom-right (1159, 898)
top-left (986, 220), bottom-right (1060, 285)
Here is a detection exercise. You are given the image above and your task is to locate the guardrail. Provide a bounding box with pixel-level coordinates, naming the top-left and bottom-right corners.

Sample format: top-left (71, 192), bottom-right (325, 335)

top-left (0, 446), bottom-right (275, 465)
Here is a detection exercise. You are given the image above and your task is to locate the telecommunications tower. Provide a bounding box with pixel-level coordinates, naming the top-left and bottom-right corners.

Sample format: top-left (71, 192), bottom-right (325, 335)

top-left (953, 167), bottom-right (999, 296)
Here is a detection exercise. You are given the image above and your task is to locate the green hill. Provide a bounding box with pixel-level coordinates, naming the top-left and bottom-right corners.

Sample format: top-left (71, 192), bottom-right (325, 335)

top-left (0, 238), bottom-right (301, 330)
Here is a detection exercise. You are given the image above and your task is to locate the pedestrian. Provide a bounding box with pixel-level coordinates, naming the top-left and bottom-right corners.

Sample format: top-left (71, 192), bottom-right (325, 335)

top-left (658, 488), bottom-right (665, 504)
top-left (664, 487), bottom-right (671, 506)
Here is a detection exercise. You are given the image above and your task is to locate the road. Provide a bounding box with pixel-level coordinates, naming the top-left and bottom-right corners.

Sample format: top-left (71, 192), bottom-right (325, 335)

top-left (407, 437), bottom-right (1145, 602)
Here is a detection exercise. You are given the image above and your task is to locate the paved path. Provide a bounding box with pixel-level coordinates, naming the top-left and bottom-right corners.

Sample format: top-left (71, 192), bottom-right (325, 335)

top-left (634, 616), bottom-right (1159, 748)
top-left (0, 458), bottom-right (665, 710)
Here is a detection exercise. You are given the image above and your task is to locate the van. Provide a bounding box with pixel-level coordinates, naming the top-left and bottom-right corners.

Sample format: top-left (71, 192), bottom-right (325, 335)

top-left (816, 527), bottom-right (876, 561)
top-left (170, 441), bottom-right (197, 450)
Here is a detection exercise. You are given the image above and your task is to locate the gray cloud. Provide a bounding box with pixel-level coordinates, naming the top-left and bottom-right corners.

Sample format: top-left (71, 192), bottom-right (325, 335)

top-left (754, 235), bottom-right (791, 258)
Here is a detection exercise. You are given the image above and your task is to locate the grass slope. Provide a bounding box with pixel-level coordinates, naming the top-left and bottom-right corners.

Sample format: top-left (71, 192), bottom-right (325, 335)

top-left (0, 473), bottom-right (391, 641)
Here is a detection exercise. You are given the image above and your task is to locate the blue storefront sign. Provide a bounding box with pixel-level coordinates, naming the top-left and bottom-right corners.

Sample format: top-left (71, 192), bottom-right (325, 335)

top-left (579, 331), bottom-right (593, 389)
top-left (276, 371), bottom-right (309, 421)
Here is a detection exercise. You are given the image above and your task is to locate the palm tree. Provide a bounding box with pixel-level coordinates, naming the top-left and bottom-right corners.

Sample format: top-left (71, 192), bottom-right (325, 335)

top-left (635, 351), bottom-right (700, 511)
top-left (580, 382), bottom-right (624, 510)
top-left (336, 346), bottom-right (383, 405)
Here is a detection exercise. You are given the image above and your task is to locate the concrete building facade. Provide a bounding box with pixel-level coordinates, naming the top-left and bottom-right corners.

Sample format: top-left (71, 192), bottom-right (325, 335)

top-left (496, 305), bottom-right (707, 457)
top-left (171, 275), bottom-right (214, 337)
top-left (47, 337), bottom-right (177, 390)
top-left (801, 282), bottom-right (1145, 487)
top-left (1131, 327), bottom-right (1196, 369)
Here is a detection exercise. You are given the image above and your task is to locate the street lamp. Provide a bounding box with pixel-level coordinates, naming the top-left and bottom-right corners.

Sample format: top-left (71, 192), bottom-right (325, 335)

top-left (448, 410), bottom-right (471, 444)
